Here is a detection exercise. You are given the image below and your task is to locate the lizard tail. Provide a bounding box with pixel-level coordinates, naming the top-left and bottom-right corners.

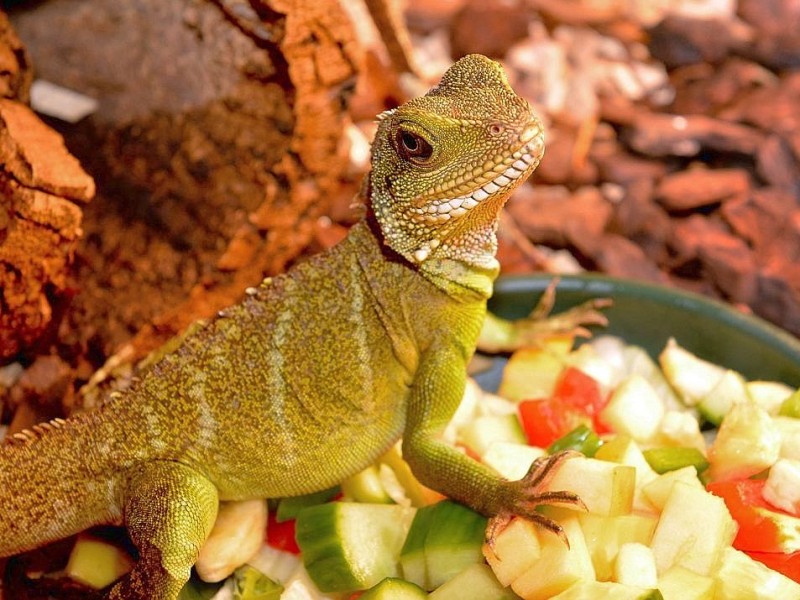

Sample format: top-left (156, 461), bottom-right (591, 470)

top-left (0, 410), bottom-right (126, 557)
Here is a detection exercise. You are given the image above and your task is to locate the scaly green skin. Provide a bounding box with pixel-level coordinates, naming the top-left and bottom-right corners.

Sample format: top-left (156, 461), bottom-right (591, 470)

top-left (0, 55), bottom-right (546, 598)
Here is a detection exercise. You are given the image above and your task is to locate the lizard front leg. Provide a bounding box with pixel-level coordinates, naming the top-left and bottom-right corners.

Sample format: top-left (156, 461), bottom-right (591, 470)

top-left (107, 461), bottom-right (218, 599)
top-left (401, 344), bottom-right (582, 538)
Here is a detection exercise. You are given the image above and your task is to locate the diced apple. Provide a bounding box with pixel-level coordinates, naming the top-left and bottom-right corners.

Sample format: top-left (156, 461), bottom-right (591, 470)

top-left (659, 338), bottom-right (726, 406)
top-left (715, 547), bottom-right (800, 599)
top-left (708, 401), bottom-right (781, 482)
top-left (458, 414), bottom-right (526, 458)
top-left (565, 344), bottom-right (618, 395)
top-left (764, 458), bottom-right (800, 515)
top-left (65, 534), bottom-right (134, 590)
top-left (651, 411), bottom-right (706, 453)
top-left (428, 563), bottom-right (517, 600)
top-left (498, 346), bottom-right (565, 402)
top-left (482, 518), bottom-right (541, 586)
top-left (600, 375), bottom-right (665, 442)
top-left (482, 442), bottom-right (546, 481)
top-left (511, 515), bottom-right (595, 600)
top-left (614, 543), bottom-right (657, 588)
top-left (773, 416), bottom-right (800, 461)
top-left (649, 481), bottom-right (737, 576)
top-left (579, 513), bottom-right (657, 582)
top-left (697, 370), bottom-right (750, 426)
top-left (594, 436), bottom-right (659, 513)
top-left (545, 456), bottom-right (636, 517)
top-left (748, 380), bottom-right (794, 415)
top-left (550, 580), bottom-right (661, 599)
top-left (622, 345), bottom-right (683, 412)
top-left (657, 565), bottom-right (715, 600)
top-left (641, 466), bottom-right (704, 512)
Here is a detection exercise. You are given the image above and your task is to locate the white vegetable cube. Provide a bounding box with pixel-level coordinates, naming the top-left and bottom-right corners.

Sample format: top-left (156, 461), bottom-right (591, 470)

top-left (546, 456), bottom-right (636, 517)
top-left (657, 565), bottom-right (715, 600)
top-left (511, 515), bottom-right (595, 600)
top-left (566, 344), bottom-right (619, 394)
top-left (483, 518), bottom-right (541, 586)
top-left (498, 346), bottom-right (565, 402)
top-left (649, 481), bottom-right (736, 576)
top-left (653, 410), bottom-right (706, 453)
top-left (641, 466), bottom-right (704, 512)
top-left (763, 458), bottom-right (800, 515)
top-left (774, 416), bottom-right (800, 461)
top-left (599, 374), bottom-right (664, 442)
top-left (659, 338), bottom-right (726, 405)
top-left (708, 401), bottom-right (781, 481)
top-left (482, 442), bottom-right (546, 481)
top-left (747, 380), bottom-right (795, 415)
top-left (613, 543), bottom-right (657, 588)
top-left (715, 547), bottom-right (800, 599)
top-left (594, 436), bottom-right (659, 514)
top-left (457, 414), bottom-right (526, 458)
top-left (579, 513), bottom-right (657, 582)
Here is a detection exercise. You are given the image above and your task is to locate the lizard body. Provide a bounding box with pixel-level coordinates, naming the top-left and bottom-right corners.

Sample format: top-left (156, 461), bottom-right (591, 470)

top-left (0, 55), bottom-right (564, 598)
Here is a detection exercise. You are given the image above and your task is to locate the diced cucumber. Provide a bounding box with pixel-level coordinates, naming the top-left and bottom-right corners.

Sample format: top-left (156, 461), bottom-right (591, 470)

top-left (649, 482), bottom-right (737, 576)
top-left (763, 458), bottom-right (800, 514)
top-left (458, 413), bottom-right (526, 457)
top-left (341, 466), bottom-right (392, 504)
top-left (400, 500), bottom-right (487, 591)
top-left (600, 374), bottom-right (664, 442)
top-left (65, 533), bottom-right (134, 590)
top-left (747, 381), bottom-right (794, 415)
top-left (708, 401), bottom-right (781, 481)
top-left (641, 466), bottom-right (704, 512)
top-left (614, 543), bottom-right (658, 588)
top-left (483, 517), bottom-right (541, 586)
top-left (245, 545), bottom-right (301, 586)
top-left (642, 447), bottom-right (708, 475)
top-left (295, 502), bottom-right (408, 593)
top-left (594, 435), bottom-right (658, 512)
top-left (714, 547), bottom-right (800, 599)
top-left (565, 343), bottom-right (618, 394)
top-left (482, 441), bottom-right (545, 481)
top-left (551, 580), bottom-right (663, 599)
top-left (510, 515), bottom-right (595, 600)
top-left (621, 345), bottom-right (682, 412)
top-left (498, 346), bottom-right (565, 402)
top-left (547, 424), bottom-right (602, 457)
top-left (697, 370), bottom-right (750, 426)
top-left (360, 577), bottom-right (427, 599)
top-left (545, 456), bottom-right (636, 517)
top-left (657, 565), bottom-right (715, 600)
top-left (428, 563), bottom-right (518, 600)
top-left (276, 487), bottom-right (339, 522)
top-left (779, 388), bottom-right (800, 418)
top-left (232, 565), bottom-right (283, 600)
top-left (659, 338), bottom-right (725, 406)
top-left (578, 513), bottom-right (657, 582)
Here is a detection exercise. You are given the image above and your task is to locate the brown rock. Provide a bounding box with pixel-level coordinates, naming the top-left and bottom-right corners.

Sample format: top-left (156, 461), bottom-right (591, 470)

top-left (756, 134), bottom-right (800, 192)
top-left (9, 355), bottom-right (73, 411)
top-left (609, 178), bottom-right (671, 264)
top-left (624, 112), bottom-right (765, 157)
top-left (449, 0), bottom-right (532, 59)
top-left (669, 214), bottom-right (731, 267)
top-left (506, 185), bottom-right (612, 248)
top-left (576, 233), bottom-right (669, 284)
top-left (655, 168), bottom-right (750, 212)
top-left (698, 234), bottom-right (757, 305)
top-left (648, 15), bottom-right (748, 68)
top-left (0, 12), bottom-right (32, 102)
top-left (721, 188), bottom-right (800, 258)
top-left (755, 257), bottom-right (800, 335)
top-left (0, 100), bottom-right (95, 202)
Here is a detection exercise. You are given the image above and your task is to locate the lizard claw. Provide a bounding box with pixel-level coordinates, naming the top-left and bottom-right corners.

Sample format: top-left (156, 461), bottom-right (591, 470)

top-left (485, 451), bottom-right (586, 553)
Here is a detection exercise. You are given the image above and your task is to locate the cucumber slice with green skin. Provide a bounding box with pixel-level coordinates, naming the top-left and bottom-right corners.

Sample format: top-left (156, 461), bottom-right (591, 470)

top-left (697, 370), bottom-right (750, 426)
top-left (275, 487), bottom-right (339, 522)
top-left (547, 424), bottom-right (602, 457)
top-left (341, 466), bottom-right (392, 504)
top-left (232, 565), bottom-right (283, 600)
top-left (295, 502), bottom-right (408, 593)
top-left (642, 447), bottom-right (709, 474)
top-left (780, 389), bottom-right (800, 418)
top-left (428, 563), bottom-right (519, 600)
top-left (400, 500), bottom-right (488, 591)
top-left (360, 577), bottom-right (427, 599)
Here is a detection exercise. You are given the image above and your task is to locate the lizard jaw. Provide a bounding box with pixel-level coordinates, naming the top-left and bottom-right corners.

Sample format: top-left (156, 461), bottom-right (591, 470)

top-left (409, 132), bottom-right (544, 264)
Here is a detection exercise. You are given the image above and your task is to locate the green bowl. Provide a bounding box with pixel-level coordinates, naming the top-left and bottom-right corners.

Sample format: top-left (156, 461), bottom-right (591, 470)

top-left (487, 274), bottom-right (800, 388)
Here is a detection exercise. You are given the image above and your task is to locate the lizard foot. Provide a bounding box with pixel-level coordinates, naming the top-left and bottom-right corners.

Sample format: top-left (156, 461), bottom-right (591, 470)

top-left (485, 450), bottom-right (585, 554)
top-left (524, 278), bottom-right (612, 342)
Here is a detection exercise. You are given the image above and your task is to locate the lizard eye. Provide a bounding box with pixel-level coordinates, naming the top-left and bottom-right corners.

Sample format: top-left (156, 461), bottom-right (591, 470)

top-left (395, 129), bottom-right (433, 163)
top-left (488, 123), bottom-right (504, 136)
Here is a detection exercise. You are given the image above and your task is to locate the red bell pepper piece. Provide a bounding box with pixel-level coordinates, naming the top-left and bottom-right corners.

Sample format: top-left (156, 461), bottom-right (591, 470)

top-left (518, 397), bottom-right (589, 448)
top-left (552, 366), bottom-right (606, 418)
top-left (707, 479), bottom-right (800, 553)
top-left (266, 511), bottom-right (301, 554)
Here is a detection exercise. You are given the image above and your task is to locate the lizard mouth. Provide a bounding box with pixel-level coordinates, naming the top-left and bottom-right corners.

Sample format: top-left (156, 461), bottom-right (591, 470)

top-left (411, 133), bottom-right (544, 226)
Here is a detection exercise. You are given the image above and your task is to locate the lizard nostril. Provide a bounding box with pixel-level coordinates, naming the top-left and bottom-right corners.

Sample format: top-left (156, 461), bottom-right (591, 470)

top-left (520, 122), bottom-right (542, 144)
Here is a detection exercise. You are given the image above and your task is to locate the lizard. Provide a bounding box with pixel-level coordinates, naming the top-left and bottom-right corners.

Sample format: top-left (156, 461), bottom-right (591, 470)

top-left (0, 54), bottom-right (591, 599)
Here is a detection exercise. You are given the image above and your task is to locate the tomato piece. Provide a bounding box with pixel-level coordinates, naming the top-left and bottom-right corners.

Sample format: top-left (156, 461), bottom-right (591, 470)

top-left (266, 511), bottom-right (301, 554)
top-left (707, 479), bottom-right (800, 553)
top-left (747, 550), bottom-right (800, 583)
top-left (518, 398), bottom-right (589, 448)
top-left (552, 367), bottom-right (606, 417)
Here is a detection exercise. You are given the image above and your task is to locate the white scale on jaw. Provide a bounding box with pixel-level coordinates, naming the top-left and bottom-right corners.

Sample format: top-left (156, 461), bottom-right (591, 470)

top-left (411, 136), bottom-right (542, 264)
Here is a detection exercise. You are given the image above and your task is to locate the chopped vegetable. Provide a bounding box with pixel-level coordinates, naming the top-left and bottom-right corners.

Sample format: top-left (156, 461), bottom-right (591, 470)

top-left (642, 447), bottom-right (709, 475)
top-left (518, 398), bottom-right (588, 448)
top-left (547, 424), bottom-right (602, 457)
top-left (65, 533), bottom-right (134, 590)
top-left (232, 565), bottom-right (283, 600)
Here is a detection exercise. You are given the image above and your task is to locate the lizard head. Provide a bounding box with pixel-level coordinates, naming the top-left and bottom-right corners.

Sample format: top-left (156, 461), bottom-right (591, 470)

top-left (368, 53), bottom-right (544, 268)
